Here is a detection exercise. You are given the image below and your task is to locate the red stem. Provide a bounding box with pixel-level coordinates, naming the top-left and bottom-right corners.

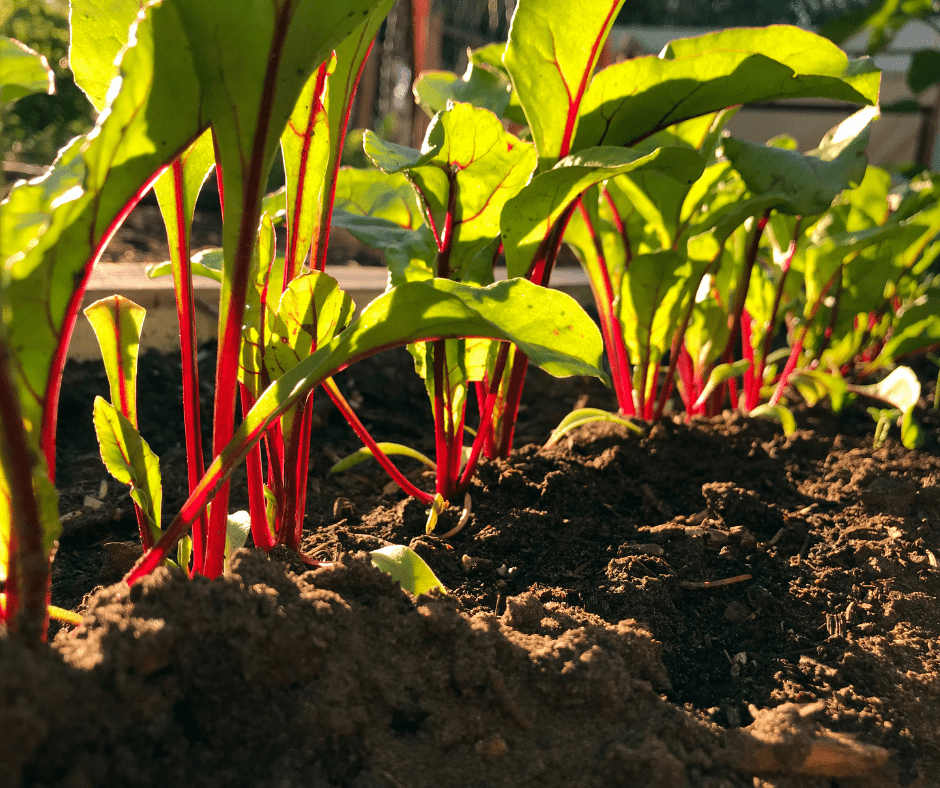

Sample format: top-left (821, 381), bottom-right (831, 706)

top-left (202, 9), bottom-right (293, 578)
top-left (674, 343), bottom-right (696, 413)
top-left (770, 269), bottom-right (841, 405)
top-left (167, 158), bottom-right (210, 570)
top-left (576, 199), bottom-right (635, 415)
top-left (281, 397), bottom-right (311, 550)
top-left (741, 308), bottom-right (758, 410)
top-left (293, 395), bottom-right (315, 543)
top-left (324, 380), bottom-right (434, 504)
top-left (496, 202), bottom-right (578, 456)
top-left (457, 344), bottom-right (508, 490)
top-left (602, 187), bottom-right (632, 266)
top-left (0, 333), bottom-right (50, 643)
top-left (432, 342), bottom-right (454, 499)
top-left (240, 384), bottom-right (274, 552)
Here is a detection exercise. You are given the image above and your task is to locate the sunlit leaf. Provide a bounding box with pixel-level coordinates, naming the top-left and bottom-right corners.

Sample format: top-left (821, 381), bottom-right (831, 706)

top-left (83, 295), bottom-right (146, 427)
top-left (503, 0), bottom-right (625, 167)
top-left (0, 36), bottom-right (54, 108)
top-left (370, 544), bottom-right (446, 596)
top-left (93, 397), bottom-right (161, 543)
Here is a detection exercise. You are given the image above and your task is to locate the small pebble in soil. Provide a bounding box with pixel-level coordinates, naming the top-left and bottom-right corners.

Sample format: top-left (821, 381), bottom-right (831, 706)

top-left (724, 601), bottom-right (751, 624)
top-left (461, 554), bottom-right (494, 575)
top-left (332, 497), bottom-right (355, 521)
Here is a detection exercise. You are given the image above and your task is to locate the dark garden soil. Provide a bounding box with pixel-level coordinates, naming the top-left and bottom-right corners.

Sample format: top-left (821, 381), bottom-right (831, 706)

top-left (0, 340), bottom-right (933, 788)
top-left (2, 200), bottom-right (938, 787)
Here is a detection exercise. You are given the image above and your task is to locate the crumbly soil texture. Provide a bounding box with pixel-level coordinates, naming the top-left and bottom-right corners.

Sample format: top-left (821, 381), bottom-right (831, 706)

top-left (4, 340), bottom-right (939, 788)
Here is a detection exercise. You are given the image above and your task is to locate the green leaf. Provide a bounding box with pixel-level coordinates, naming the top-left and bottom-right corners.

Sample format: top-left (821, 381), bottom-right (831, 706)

top-left (330, 442), bottom-right (436, 473)
top-left (574, 26), bottom-right (880, 151)
top-left (153, 130), bottom-right (216, 271)
top-left (693, 358), bottom-right (751, 410)
top-left (3, 1), bottom-right (208, 452)
top-left (545, 408), bottom-right (641, 446)
top-left (502, 145), bottom-right (705, 279)
top-left (750, 403), bottom-right (797, 435)
top-left (281, 55), bottom-right (334, 275)
top-left (69, 0), bottom-right (141, 111)
top-left (265, 270), bottom-right (356, 380)
top-left (334, 168), bottom-right (422, 228)
top-left (367, 103), bottom-right (537, 280)
top-left (129, 277), bottom-right (610, 581)
top-left (869, 292), bottom-right (940, 369)
top-left (93, 397), bottom-right (161, 542)
top-left (723, 106), bottom-right (877, 217)
top-left (908, 49), bottom-right (940, 93)
top-left (300, 0), bottom-right (394, 270)
top-left (363, 132), bottom-right (439, 173)
top-left (414, 61), bottom-right (512, 119)
top-left (503, 0), bottom-right (625, 168)
top-left (901, 406), bottom-right (925, 449)
top-left (0, 36), bottom-right (54, 108)
top-left (370, 544), bottom-right (446, 596)
top-left (789, 370), bottom-right (848, 411)
top-left (147, 247), bottom-right (224, 283)
top-left (238, 214), bottom-right (284, 398)
top-left (83, 295), bottom-right (146, 427)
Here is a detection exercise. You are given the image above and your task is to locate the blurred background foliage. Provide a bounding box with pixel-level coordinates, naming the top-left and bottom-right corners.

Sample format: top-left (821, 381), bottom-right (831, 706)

top-left (0, 0), bottom-right (908, 172)
top-left (616, 0), bottom-right (874, 27)
top-left (0, 0), bottom-right (94, 167)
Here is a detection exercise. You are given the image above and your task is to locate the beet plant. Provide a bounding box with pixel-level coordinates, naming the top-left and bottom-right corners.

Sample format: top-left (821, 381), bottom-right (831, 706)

top-left (0, 0), bottom-right (609, 639)
top-left (407, 4), bottom-right (940, 441)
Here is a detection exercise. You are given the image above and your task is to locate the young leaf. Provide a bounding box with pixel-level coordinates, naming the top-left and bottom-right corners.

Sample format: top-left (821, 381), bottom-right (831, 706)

top-left (370, 544), bottom-right (446, 596)
top-left (750, 403), bottom-right (797, 435)
top-left (265, 270), bottom-right (356, 380)
top-left (0, 36), bottom-right (54, 108)
top-left (868, 292), bottom-right (940, 370)
top-left (503, 0), bottom-right (625, 168)
top-left (545, 408), bottom-right (641, 447)
top-left (414, 60), bottom-right (512, 119)
top-left (693, 359), bottom-right (751, 411)
top-left (239, 214), bottom-right (284, 398)
top-left (366, 103), bottom-right (537, 279)
top-left (330, 443), bottom-right (436, 474)
top-left (901, 406), bottom-right (925, 449)
top-left (93, 397), bottom-right (162, 544)
top-left (334, 168), bottom-right (422, 228)
top-left (148, 248), bottom-right (224, 283)
top-left (723, 106), bottom-right (878, 217)
top-left (83, 295), bottom-right (146, 427)
top-left (153, 130), bottom-right (216, 269)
